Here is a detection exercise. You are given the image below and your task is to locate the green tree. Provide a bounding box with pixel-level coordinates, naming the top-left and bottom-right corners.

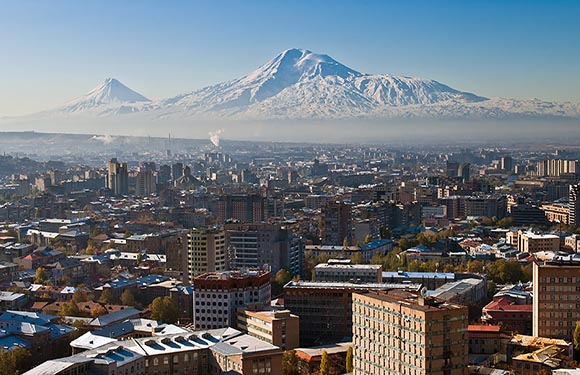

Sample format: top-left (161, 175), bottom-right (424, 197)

top-left (320, 350), bottom-right (330, 375)
top-left (281, 350), bottom-right (300, 375)
top-left (120, 289), bottom-right (137, 306)
top-left (0, 347), bottom-right (32, 375)
top-left (346, 346), bottom-right (353, 373)
top-left (379, 226), bottom-right (391, 239)
top-left (34, 267), bottom-right (49, 284)
top-left (98, 288), bottom-right (115, 304)
top-left (149, 296), bottom-right (180, 324)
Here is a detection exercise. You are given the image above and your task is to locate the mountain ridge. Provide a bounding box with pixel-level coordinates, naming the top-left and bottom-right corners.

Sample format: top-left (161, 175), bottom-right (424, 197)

top-left (16, 48), bottom-right (580, 120)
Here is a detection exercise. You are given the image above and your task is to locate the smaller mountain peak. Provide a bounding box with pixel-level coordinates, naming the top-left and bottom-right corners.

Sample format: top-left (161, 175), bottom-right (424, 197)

top-left (103, 77), bottom-right (124, 85)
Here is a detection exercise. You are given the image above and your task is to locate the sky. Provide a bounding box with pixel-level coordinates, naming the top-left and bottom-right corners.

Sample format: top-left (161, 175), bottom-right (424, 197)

top-left (0, 0), bottom-right (579, 116)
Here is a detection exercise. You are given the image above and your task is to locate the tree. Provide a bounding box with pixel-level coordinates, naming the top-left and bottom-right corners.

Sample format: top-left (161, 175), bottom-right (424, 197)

top-left (90, 305), bottom-right (107, 318)
top-left (34, 267), bottom-right (49, 284)
top-left (275, 269), bottom-right (293, 286)
top-left (379, 226), bottom-right (391, 239)
top-left (320, 350), bottom-right (330, 375)
top-left (58, 301), bottom-right (80, 317)
top-left (281, 350), bottom-right (300, 375)
top-left (364, 234), bottom-right (373, 244)
top-left (466, 260), bottom-right (484, 274)
top-left (345, 346), bottom-right (353, 373)
top-left (72, 289), bottom-right (88, 304)
top-left (574, 322), bottom-right (580, 352)
top-left (149, 296), bottom-right (180, 324)
top-left (350, 252), bottom-right (364, 264)
top-left (98, 288), bottom-right (115, 304)
top-left (343, 237), bottom-right (350, 248)
top-left (120, 289), bottom-right (137, 306)
top-left (0, 347), bottom-right (32, 375)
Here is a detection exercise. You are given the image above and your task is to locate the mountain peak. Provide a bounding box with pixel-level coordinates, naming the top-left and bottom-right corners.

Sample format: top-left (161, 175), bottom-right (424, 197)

top-left (59, 78), bottom-right (150, 113)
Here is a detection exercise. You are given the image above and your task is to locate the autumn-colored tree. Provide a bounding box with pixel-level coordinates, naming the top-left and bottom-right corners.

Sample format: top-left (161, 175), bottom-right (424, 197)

top-left (320, 350), bottom-right (330, 375)
top-left (90, 305), bottom-right (107, 318)
top-left (34, 267), bottom-right (49, 284)
top-left (345, 346), bottom-right (353, 373)
top-left (281, 350), bottom-right (300, 375)
top-left (58, 301), bottom-right (80, 317)
top-left (0, 347), bottom-right (32, 375)
top-left (149, 296), bottom-right (180, 324)
top-left (574, 322), bottom-right (580, 352)
top-left (72, 289), bottom-right (88, 304)
top-left (98, 288), bottom-right (115, 304)
top-left (120, 289), bottom-right (137, 306)
top-left (350, 252), bottom-right (364, 264)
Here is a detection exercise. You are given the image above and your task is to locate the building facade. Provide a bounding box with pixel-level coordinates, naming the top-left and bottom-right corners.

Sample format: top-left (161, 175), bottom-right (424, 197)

top-left (192, 270), bottom-right (271, 330)
top-left (352, 290), bottom-right (468, 375)
top-left (185, 227), bottom-right (227, 284)
top-left (106, 158), bottom-right (129, 196)
top-left (533, 255), bottom-right (580, 340)
top-left (284, 280), bottom-right (421, 346)
top-left (237, 308), bottom-right (299, 350)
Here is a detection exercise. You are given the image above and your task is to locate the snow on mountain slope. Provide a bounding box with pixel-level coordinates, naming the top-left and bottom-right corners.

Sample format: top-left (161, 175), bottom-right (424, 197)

top-left (57, 78), bottom-right (150, 114)
top-left (154, 48), bottom-right (486, 118)
top-left (23, 49), bottom-right (580, 121)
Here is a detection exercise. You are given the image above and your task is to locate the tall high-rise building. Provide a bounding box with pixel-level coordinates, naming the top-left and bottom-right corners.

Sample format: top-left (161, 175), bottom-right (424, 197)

top-left (569, 184), bottom-right (580, 226)
top-left (321, 201), bottom-right (353, 246)
top-left (533, 255), bottom-right (580, 340)
top-left (106, 158), bottom-right (128, 196)
top-left (135, 162), bottom-right (156, 197)
top-left (157, 164), bottom-right (172, 184)
top-left (171, 162), bottom-right (184, 181)
top-left (458, 163), bottom-right (470, 182)
top-left (501, 156), bottom-right (513, 172)
top-left (225, 222), bottom-right (302, 274)
top-left (185, 227), bottom-right (227, 284)
top-left (352, 290), bottom-right (468, 375)
top-left (217, 194), bottom-right (265, 223)
top-left (535, 159), bottom-right (578, 177)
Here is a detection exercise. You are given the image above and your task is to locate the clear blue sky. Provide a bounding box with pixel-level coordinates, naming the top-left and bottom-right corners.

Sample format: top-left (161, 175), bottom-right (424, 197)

top-left (1, 0), bottom-right (579, 116)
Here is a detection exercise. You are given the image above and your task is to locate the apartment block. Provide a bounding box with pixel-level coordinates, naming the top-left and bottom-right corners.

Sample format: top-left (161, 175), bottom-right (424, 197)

top-left (237, 307), bottom-right (299, 350)
top-left (314, 262), bottom-right (382, 282)
top-left (284, 280), bottom-right (421, 346)
top-left (533, 254), bottom-right (580, 340)
top-left (185, 227), bottom-right (226, 284)
top-left (352, 290), bottom-right (468, 375)
top-left (225, 222), bottom-right (302, 274)
top-left (193, 270), bottom-right (271, 330)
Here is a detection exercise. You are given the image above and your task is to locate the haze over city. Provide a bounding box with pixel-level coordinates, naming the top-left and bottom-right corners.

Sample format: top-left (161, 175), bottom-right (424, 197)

top-left (2, 2), bottom-right (580, 375)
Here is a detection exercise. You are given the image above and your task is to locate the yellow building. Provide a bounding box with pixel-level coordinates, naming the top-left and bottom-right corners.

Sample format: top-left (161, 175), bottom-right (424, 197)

top-left (352, 290), bottom-right (468, 375)
top-left (185, 227), bottom-right (226, 284)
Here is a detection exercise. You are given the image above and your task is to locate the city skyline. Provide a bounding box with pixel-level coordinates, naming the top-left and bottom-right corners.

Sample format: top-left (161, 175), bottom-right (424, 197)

top-left (1, 0), bottom-right (579, 116)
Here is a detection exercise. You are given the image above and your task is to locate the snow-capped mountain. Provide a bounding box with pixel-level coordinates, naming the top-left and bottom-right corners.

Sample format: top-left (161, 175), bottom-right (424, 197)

top-left (22, 49), bottom-right (580, 120)
top-left (56, 78), bottom-right (150, 115)
top-left (154, 48), bottom-right (488, 118)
